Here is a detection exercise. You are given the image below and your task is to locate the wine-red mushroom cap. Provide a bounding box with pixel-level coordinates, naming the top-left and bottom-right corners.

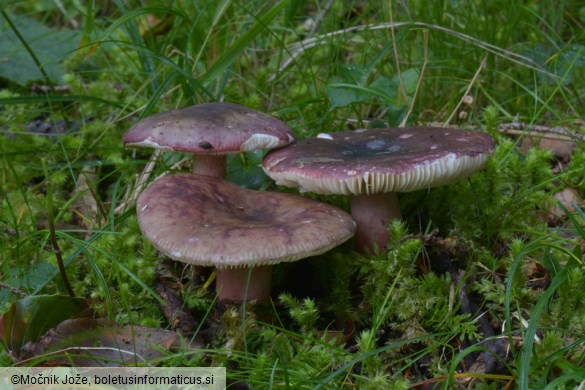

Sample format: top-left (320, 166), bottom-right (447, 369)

top-left (123, 102), bottom-right (295, 154)
top-left (136, 173), bottom-right (355, 268)
top-left (262, 127), bottom-right (495, 196)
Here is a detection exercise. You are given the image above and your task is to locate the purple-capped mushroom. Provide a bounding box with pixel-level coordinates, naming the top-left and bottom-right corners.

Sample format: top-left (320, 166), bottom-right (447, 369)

top-left (123, 102), bottom-right (295, 177)
top-left (136, 173), bottom-right (355, 302)
top-left (262, 126), bottom-right (495, 253)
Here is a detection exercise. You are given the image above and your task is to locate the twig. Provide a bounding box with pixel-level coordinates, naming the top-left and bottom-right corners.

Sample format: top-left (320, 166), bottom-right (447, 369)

top-left (344, 118), bottom-right (584, 145)
top-left (0, 282), bottom-right (27, 297)
top-left (426, 120), bottom-right (584, 142)
top-left (499, 121), bottom-right (585, 142)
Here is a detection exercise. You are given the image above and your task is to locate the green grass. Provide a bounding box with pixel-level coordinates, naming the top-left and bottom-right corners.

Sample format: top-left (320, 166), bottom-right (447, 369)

top-left (1, 0), bottom-right (585, 388)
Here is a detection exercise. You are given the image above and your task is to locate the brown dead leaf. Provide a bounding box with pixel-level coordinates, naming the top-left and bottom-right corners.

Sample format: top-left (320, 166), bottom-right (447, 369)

top-left (19, 318), bottom-right (190, 367)
top-left (519, 136), bottom-right (576, 161)
top-left (549, 188), bottom-right (583, 220)
top-left (71, 166), bottom-right (103, 231)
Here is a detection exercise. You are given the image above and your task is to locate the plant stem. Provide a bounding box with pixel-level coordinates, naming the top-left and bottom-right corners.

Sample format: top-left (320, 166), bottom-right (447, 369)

top-left (42, 158), bottom-right (75, 297)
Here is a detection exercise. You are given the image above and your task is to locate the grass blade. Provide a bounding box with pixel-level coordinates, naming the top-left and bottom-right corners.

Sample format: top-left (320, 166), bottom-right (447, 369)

top-left (200, 0), bottom-right (290, 85)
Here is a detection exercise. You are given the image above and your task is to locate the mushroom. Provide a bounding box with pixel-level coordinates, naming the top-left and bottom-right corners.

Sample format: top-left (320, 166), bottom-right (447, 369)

top-left (123, 102), bottom-right (295, 177)
top-left (262, 126), bottom-right (495, 253)
top-left (136, 173), bottom-right (355, 302)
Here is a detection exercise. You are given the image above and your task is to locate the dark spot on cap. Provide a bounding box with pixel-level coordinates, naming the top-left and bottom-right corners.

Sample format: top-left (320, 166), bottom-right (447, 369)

top-left (199, 141), bottom-right (213, 149)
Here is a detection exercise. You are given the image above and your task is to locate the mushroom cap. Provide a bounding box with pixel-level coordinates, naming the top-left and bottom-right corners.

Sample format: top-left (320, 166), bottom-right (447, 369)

top-left (262, 127), bottom-right (495, 196)
top-left (123, 102), bottom-right (295, 154)
top-left (136, 173), bottom-right (355, 268)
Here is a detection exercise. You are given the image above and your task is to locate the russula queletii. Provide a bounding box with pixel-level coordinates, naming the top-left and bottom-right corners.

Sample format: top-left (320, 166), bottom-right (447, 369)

top-left (262, 126), bottom-right (495, 253)
top-left (135, 173), bottom-right (356, 302)
top-left (123, 102), bottom-right (295, 177)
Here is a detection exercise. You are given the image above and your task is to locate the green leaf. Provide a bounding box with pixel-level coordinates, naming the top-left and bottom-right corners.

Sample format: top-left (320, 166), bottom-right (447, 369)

top-left (336, 64), bottom-right (369, 85)
top-left (326, 64), bottom-right (371, 107)
top-left (394, 68), bottom-right (420, 96)
top-left (327, 82), bottom-right (376, 107)
top-left (326, 65), bottom-right (413, 108)
top-left (386, 105), bottom-right (408, 127)
top-left (0, 14), bottom-right (79, 86)
top-left (0, 294), bottom-right (92, 358)
top-left (369, 76), bottom-right (398, 99)
top-left (5, 262), bottom-right (56, 292)
top-left (522, 44), bottom-right (585, 85)
top-left (0, 262), bottom-right (57, 307)
top-left (227, 151), bottom-right (272, 190)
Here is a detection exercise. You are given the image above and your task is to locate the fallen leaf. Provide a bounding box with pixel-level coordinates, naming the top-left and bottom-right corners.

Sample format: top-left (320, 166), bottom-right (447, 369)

top-left (71, 166), bottom-right (103, 232)
top-left (549, 188), bottom-right (583, 220)
top-left (19, 318), bottom-right (187, 367)
top-left (519, 136), bottom-right (576, 161)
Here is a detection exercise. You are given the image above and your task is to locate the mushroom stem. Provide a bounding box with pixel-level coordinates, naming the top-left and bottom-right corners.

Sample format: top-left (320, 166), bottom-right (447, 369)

top-left (192, 155), bottom-right (227, 177)
top-left (350, 192), bottom-right (402, 254)
top-left (216, 266), bottom-right (273, 302)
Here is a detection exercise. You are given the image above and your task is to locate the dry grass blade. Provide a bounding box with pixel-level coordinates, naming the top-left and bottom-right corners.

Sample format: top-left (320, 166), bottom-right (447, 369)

top-left (444, 56), bottom-right (487, 126)
top-left (400, 29), bottom-right (428, 127)
top-left (273, 21), bottom-right (556, 80)
top-left (115, 149), bottom-right (162, 215)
